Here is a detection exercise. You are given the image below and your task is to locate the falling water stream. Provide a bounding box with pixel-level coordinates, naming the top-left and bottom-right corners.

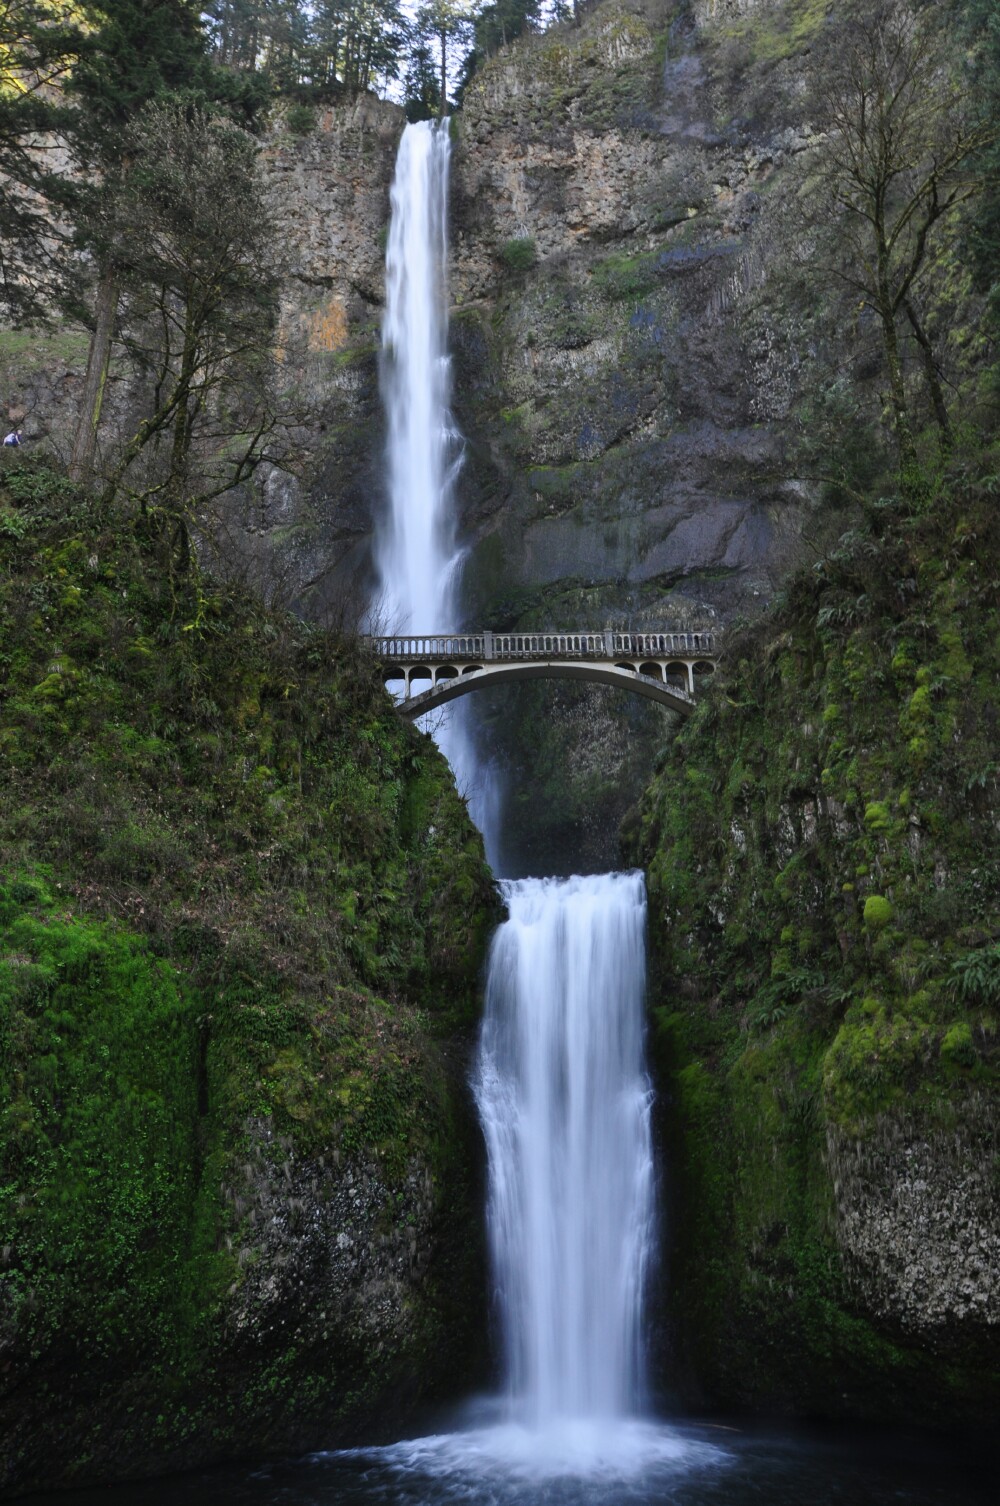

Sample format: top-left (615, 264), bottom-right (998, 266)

top-left (26, 121), bottom-right (994, 1506)
top-left (376, 120), bottom-right (459, 637)
top-left (476, 873), bottom-right (654, 1428)
top-left (373, 119), bottom-right (498, 856)
top-left (370, 119), bottom-right (714, 1486)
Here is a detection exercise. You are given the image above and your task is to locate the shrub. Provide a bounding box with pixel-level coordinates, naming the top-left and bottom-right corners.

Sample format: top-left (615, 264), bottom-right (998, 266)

top-left (499, 237), bottom-right (536, 272)
top-left (863, 895), bottom-right (893, 929)
top-left (286, 102), bottom-right (317, 136)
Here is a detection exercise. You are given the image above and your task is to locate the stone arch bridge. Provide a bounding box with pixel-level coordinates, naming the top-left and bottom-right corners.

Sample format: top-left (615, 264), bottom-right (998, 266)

top-left (366, 630), bottom-right (719, 719)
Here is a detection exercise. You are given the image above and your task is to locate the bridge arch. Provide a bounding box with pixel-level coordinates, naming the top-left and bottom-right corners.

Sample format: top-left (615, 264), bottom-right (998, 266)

top-left (394, 660), bottom-right (697, 720)
top-left (367, 627), bottom-right (720, 720)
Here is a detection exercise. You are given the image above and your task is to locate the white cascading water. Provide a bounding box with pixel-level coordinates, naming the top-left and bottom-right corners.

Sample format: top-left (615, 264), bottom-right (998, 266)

top-left (377, 120), bottom-right (461, 635)
top-left (350, 120), bottom-right (721, 1489)
top-left (475, 872), bottom-right (656, 1426)
top-left (374, 120), bottom-right (501, 853)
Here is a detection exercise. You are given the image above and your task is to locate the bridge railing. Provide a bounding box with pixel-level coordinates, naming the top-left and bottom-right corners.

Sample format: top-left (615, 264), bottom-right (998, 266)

top-left (366, 630), bottom-right (717, 662)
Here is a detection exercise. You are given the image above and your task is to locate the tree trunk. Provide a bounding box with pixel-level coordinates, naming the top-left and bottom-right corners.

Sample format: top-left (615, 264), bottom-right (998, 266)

top-left (904, 297), bottom-right (953, 453)
top-left (439, 30), bottom-right (447, 118)
top-left (69, 263), bottom-right (117, 486)
top-left (880, 304), bottom-right (918, 480)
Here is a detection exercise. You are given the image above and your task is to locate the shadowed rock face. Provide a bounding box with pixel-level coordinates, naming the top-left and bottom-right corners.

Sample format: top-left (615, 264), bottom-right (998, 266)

top-left (447, 1), bottom-right (839, 632)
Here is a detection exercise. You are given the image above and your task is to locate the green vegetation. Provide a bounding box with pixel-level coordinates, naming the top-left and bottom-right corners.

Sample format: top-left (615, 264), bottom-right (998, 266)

top-left (0, 456), bottom-right (499, 1488)
top-left (499, 236), bottom-right (537, 273)
top-left (708, 0), bottom-right (830, 68)
top-left (591, 247), bottom-right (661, 301)
top-left (284, 101), bottom-right (318, 135)
top-left (629, 459), bottom-right (1000, 1422)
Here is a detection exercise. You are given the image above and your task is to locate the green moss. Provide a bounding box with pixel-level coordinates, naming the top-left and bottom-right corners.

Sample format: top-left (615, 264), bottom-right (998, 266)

top-left (591, 247), bottom-right (660, 300)
top-left (0, 458), bottom-right (500, 1488)
top-left (632, 460), bottom-right (1000, 1425)
top-left (863, 895), bottom-right (893, 929)
top-left (0, 327), bottom-right (90, 368)
top-left (710, 0), bottom-right (830, 66)
top-left (498, 237), bottom-right (537, 273)
top-left (285, 102), bottom-right (317, 135)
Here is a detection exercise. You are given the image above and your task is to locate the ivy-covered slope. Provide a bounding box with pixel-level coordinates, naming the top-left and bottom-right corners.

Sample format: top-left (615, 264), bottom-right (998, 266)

top-left (0, 459), bottom-right (499, 1492)
top-left (628, 464), bottom-right (1000, 1426)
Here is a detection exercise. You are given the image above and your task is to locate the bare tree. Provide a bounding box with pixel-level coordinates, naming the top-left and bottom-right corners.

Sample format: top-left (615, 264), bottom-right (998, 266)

top-left (101, 103), bottom-right (282, 574)
top-left (809, 1), bottom-right (994, 479)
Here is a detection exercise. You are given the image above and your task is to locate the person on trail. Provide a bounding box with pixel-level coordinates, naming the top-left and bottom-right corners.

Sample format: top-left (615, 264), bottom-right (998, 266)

top-left (3, 430), bottom-right (22, 446)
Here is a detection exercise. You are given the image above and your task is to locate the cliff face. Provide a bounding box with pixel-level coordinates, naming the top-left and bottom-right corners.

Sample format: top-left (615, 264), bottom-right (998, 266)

top-left (5, 2), bottom-right (983, 870)
top-left (0, 458), bottom-right (499, 1493)
top-left (446, 0), bottom-right (843, 867)
top-left (627, 467), bottom-right (1000, 1424)
top-left (244, 0), bottom-right (985, 871)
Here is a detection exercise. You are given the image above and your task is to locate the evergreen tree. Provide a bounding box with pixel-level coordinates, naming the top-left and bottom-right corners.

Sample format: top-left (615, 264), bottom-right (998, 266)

top-left (453, 0), bottom-right (540, 103)
top-left (206, 0), bottom-right (410, 100)
top-left (472, 0), bottom-right (539, 58)
top-left (0, 1), bottom-right (84, 317)
top-left (415, 0), bottom-right (471, 116)
top-left (404, 39), bottom-right (441, 122)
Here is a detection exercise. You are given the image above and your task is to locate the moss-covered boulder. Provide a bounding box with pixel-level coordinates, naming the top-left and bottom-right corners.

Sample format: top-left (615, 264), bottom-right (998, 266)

top-left (629, 462), bottom-right (1000, 1427)
top-left (0, 458), bottom-right (500, 1492)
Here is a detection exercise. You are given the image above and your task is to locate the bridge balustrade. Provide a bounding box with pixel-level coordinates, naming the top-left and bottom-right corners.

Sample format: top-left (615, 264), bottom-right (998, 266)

top-left (368, 629), bottom-right (716, 663)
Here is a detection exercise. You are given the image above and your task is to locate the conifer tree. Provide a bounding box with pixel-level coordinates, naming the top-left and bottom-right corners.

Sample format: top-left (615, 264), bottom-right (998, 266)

top-left (0, 0), bottom-right (83, 317)
top-left (415, 0), bottom-right (471, 116)
top-left (65, 1), bottom-right (216, 483)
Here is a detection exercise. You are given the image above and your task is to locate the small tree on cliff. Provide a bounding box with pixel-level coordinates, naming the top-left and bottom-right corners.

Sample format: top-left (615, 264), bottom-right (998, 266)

top-left (810, 0), bottom-right (994, 479)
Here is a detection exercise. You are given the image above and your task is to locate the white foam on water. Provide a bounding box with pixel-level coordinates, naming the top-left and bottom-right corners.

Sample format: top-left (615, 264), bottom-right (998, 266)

top-left (324, 1418), bottom-right (726, 1496)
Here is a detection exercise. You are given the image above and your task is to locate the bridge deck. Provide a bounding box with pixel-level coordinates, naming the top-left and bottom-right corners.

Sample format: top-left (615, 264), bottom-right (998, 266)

top-left (367, 629), bottom-right (717, 663)
top-left (363, 628), bottom-right (719, 718)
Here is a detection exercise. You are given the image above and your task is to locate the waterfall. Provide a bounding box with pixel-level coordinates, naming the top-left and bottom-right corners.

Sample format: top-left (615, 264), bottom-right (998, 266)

top-left (358, 122), bottom-right (707, 1486)
top-left (475, 872), bottom-right (656, 1426)
top-left (376, 120), bottom-right (460, 636)
top-left (375, 119), bottom-right (500, 859)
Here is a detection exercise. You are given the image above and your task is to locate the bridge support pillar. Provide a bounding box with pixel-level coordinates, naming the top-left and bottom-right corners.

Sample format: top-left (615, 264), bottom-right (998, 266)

top-left (484, 630), bottom-right (494, 661)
